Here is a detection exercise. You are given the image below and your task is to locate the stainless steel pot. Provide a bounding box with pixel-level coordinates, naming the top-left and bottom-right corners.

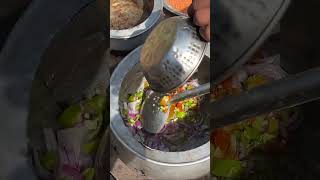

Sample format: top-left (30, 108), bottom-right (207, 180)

top-left (110, 46), bottom-right (210, 180)
top-left (110, 0), bottom-right (163, 51)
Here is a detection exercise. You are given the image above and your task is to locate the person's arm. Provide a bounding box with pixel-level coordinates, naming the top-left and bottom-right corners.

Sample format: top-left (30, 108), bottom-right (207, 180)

top-left (188, 0), bottom-right (210, 42)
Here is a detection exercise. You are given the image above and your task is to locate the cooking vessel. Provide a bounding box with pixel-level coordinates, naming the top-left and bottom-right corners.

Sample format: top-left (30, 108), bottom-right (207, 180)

top-left (110, 0), bottom-right (163, 51)
top-left (110, 45), bottom-right (210, 180)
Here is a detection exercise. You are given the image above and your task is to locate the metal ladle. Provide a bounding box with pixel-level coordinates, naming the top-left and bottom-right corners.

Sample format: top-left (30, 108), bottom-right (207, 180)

top-left (139, 16), bottom-right (209, 133)
top-left (141, 83), bottom-right (210, 134)
top-left (140, 16), bottom-right (208, 93)
top-left (140, 0), bottom-right (292, 133)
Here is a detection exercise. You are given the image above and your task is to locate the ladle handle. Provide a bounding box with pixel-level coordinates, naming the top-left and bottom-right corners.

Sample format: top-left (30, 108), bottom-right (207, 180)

top-left (206, 67), bottom-right (320, 129)
top-left (170, 83), bottom-right (210, 104)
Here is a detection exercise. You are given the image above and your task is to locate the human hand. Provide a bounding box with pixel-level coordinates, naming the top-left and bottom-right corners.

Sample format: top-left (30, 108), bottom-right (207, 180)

top-left (188, 0), bottom-right (210, 42)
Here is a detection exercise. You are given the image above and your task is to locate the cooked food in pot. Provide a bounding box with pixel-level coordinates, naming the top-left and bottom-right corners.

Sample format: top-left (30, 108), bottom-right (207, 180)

top-left (121, 78), bottom-right (209, 152)
top-left (210, 55), bottom-right (302, 179)
top-left (110, 0), bottom-right (144, 30)
top-left (32, 95), bottom-right (107, 180)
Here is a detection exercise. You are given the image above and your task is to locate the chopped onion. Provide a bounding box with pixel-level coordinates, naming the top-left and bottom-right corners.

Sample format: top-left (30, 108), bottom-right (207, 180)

top-left (128, 112), bottom-right (137, 119)
top-left (232, 70), bottom-right (248, 85)
top-left (128, 101), bottom-right (139, 113)
top-left (245, 64), bottom-right (286, 80)
top-left (134, 121), bottom-right (142, 129)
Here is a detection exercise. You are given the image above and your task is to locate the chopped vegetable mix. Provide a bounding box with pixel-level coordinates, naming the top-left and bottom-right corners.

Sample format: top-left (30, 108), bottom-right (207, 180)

top-left (122, 79), bottom-right (209, 151)
top-left (57, 105), bottom-right (82, 128)
top-left (83, 95), bottom-right (106, 114)
top-left (35, 95), bottom-right (107, 180)
top-left (210, 55), bottom-right (300, 179)
top-left (82, 168), bottom-right (95, 180)
top-left (40, 151), bottom-right (58, 171)
top-left (244, 74), bottom-right (269, 90)
top-left (212, 159), bottom-right (243, 178)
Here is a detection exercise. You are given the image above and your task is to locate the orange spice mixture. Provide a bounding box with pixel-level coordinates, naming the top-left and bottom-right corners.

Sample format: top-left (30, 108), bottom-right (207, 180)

top-left (166, 0), bottom-right (192, 14)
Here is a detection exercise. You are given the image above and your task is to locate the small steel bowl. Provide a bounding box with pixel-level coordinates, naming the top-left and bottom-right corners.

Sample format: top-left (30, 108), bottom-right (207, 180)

top-left (163, 0), bottom-right (189, 17)
top-left (110, 0), bottom-right (163, 51)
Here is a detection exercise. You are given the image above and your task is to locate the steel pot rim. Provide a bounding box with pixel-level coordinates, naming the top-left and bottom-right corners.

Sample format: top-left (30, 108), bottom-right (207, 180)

top-left (110, 0), bottom-right (163, 39)
top-left (110, 45), bottom-right (210, 164)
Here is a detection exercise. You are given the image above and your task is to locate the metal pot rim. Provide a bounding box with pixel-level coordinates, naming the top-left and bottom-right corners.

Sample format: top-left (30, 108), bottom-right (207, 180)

top-left (110, 0), bottom-right (163, 39)
top-left (110, 46), bottom-right (210, 164)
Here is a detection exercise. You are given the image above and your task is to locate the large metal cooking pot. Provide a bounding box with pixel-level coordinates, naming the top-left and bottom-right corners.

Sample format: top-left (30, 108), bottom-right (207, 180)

top-left (110, 46), bottom-right (210, 180)
top-left (0, 0), bottom-right (107, 179)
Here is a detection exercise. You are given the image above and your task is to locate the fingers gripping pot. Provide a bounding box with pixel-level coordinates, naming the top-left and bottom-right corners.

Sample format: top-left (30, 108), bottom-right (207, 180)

top-left (140, 16), bottom-right (208, 93)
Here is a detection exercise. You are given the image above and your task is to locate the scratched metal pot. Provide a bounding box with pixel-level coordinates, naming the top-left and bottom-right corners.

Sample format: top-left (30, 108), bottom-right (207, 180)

top-left (109, 46), bottom-right (210, 180)
top-left (110, 0), bottom-right (163, 51)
